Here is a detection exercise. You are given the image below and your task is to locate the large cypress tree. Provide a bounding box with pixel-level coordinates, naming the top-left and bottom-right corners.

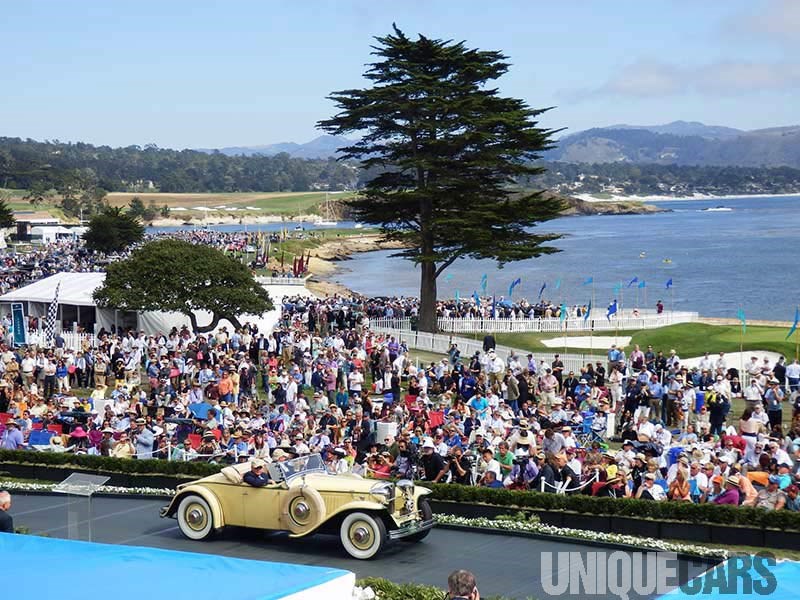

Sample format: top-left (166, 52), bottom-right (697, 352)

top-left (318, 26), bottom-right (565, 332)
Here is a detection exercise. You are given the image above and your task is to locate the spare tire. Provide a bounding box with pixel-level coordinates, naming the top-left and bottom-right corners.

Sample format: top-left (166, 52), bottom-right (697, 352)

top-left (280, 486), bottom-right (326, 535)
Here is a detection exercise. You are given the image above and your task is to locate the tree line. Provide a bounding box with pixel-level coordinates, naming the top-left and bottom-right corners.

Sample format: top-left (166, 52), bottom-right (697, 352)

top-left (3, 136), bottom-right (800, 204)
top-left (0, 136), bottom-right (358, 195)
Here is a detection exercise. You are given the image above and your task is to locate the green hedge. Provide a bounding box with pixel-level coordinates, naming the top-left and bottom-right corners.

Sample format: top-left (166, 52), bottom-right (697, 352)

top-left (356, 577), bottom-right (523, 600)
top-left (0, 450), bottom-right (221, 478)
top-left (3, 450), bottom-right (798, 533)
top-left (424, 482), bottom-right (800, 532)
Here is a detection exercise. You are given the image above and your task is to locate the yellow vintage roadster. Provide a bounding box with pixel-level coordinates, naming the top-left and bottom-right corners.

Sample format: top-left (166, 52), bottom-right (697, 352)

top-left (161, 454), bottom-right (434, 559)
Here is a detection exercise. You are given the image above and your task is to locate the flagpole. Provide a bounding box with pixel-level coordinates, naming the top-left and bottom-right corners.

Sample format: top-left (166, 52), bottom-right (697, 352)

top-left (670, 284), bottom-right (674, 323)
top-left (796, 305), bottom-right (799, 361)
top-left (739, 306), bottom-right (745, 380)
top-left (590, 278), bottom-right (595, 357)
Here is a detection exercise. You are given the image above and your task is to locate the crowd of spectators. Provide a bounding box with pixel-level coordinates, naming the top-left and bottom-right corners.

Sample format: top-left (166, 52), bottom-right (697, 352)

top-left (2, 292), bottom-right (799, 513)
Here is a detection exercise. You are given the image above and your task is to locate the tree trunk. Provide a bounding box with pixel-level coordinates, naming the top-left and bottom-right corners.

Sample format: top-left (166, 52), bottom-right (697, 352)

top-left (418, 261), bottom-right (438, 333)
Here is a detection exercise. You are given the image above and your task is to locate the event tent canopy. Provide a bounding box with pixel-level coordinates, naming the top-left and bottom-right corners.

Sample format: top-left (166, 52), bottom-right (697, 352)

top-left (0, 272), bottom-right (105, 306)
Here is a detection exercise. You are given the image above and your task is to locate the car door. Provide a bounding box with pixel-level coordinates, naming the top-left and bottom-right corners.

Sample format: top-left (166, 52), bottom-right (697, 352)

top-left (242, 483), bottom-right (287, 530)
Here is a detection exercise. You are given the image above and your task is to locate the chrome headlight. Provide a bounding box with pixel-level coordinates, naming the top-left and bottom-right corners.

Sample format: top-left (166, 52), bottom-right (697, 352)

top-left (396, 479), bottom-right (414, 492)
top-left (369, 482), bottom-right (395, 502)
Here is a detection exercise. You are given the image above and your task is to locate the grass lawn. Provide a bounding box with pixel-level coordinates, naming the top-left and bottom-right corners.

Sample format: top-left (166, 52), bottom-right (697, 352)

top-left (493, 323), bottom-right (799, 359)
top-left (105, 191), bottom-right (356, 216)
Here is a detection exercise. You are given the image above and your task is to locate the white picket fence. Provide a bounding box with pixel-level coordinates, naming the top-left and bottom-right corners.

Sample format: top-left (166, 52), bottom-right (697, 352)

top-left (373, 326), bottom-right (605, 374)
top-left (255, 276), bottom-right (310, 286)
top-left (24, 330), bottom-right (95, 350)
top-left (370, 310), bottom-right (698, 335)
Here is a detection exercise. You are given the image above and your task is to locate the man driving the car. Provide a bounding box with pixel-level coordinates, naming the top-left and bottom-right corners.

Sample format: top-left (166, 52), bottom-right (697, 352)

top-left (243, 458), bottom-right (271, 487)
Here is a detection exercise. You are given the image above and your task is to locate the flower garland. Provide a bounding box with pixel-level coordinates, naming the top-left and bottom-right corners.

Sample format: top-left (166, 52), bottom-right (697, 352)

top-left (0, 480), bottom-right (175, 496)
top-left (435, 514), bottom-right (729, 559)
top-left (0, 480), bottom-right (730, 560)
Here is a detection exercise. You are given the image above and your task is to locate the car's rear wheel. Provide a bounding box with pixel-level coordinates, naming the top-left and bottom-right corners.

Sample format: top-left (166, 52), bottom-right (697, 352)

top-left (340, 511), bottom-right (386, 560)
top-left (177, 494), bottom-right (215, 540)
top-left (402, 498), bottom-right (433, 542)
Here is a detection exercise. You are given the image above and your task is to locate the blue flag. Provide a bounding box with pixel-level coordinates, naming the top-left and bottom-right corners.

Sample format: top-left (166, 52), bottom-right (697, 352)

top-left (627, 276), bottom-right (639, 288)
top-left (665, 278), bottom-right (673, 289)
top-left (554, 279), bottom-right (561, 290)
top-left (582, 277), bottom-right (593, 286)
top-left (508, 277), bottom-right (522, 297)
top-left (480, 274), bottom-right (488, 295)
top-left (473, 291), bottom-right (480, 307)
top-left (737, 308), bottom-right (746, 334)
top-left (612, 282), bottom-right (622, 295)
top-left (491, 295), bottom-right (497, 319)
top-left (584, 301), bottom-right (592, 321)
top-left (559, 303), bottom-right (567, 322)
top-left (638, 280), bottom-right (646, 289)
top-left (606, 300), bottom-right (617, 321)
top-left (455, 289), bottom-right (460, 305)
top-left (538, 281), bottom-right (547, 299)
top-left (787, 307), bottom-right (799, 340)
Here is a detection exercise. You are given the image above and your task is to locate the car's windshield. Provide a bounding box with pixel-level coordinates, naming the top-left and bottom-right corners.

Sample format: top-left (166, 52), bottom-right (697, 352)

top-left (276, 454), bottom-right (327, 481)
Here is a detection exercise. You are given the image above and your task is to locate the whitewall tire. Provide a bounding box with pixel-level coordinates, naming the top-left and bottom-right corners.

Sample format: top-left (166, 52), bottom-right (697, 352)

top-left (339, 511), bottom-right (386, 560)
top-left (177, 494), bottom-right (215, 540)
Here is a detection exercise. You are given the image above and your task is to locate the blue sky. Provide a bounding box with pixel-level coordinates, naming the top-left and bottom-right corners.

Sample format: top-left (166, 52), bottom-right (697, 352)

top-left (2, 0), bottom-right (798, 148)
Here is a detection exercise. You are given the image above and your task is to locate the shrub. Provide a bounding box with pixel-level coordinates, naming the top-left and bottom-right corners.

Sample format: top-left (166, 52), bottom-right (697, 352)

top-left (0, 450), bottom-right (221, 478)
top-left (423, 482), bottom-right (800, 531)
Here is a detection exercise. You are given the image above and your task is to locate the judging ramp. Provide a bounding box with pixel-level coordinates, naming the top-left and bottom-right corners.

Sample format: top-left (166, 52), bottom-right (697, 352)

top-left (659, 557), bottom-right (800, 599)
top-left (0, 533), bottom-right (355, 600)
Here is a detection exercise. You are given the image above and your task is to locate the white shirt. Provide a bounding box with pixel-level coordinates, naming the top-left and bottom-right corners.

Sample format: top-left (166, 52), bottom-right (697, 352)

top-left (786, 363), bottom-right (800, 379)
top-left (636, 421), bottom-right (655, 440)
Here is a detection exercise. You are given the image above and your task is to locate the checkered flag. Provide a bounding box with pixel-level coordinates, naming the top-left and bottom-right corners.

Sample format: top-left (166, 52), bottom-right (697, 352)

top-left (44, 281), bottom-right (60, 346)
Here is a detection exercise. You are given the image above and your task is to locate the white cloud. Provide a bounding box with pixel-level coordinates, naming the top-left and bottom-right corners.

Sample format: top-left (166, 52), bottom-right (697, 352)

top-left (569, 59), bottom-right (800, 100)
top-left (725, 0), bottom-right (800, 45)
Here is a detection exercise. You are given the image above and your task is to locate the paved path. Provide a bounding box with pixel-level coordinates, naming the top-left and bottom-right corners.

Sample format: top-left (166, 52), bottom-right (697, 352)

top-left (10, 493), bottom-right (709, 599)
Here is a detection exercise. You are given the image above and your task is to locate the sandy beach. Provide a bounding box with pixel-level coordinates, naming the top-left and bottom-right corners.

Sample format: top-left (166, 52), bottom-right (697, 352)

top-left (575, 192), bottom-right (800, 203)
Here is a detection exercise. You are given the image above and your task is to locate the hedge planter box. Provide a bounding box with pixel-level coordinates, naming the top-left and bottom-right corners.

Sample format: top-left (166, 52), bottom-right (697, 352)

top-left (662, 521), bottom-right (711, 544)
top-left (710, 523), bottom-right (764, 548)
top-left (0, 462), bottom-right (192, 490)
top-left (614, 515), bottom-right (661, 539)
top-left (427, 497), bottom-right (800, 550)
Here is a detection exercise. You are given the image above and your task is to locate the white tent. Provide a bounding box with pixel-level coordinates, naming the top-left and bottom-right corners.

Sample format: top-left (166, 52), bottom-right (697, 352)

top-left (0, 272), bottom-right (280, 335)
top-left (30, 226), bottom-right (79, 244)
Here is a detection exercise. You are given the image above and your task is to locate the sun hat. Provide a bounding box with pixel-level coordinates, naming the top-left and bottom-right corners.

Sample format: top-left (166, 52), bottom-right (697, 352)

top-left (251, 458), bottom-right (266, 469)
top-left (102, 427), bottom-right (115, 434)
top-left (726, 475), bottom-right (740, 487)
top-left (70, 427), bottom-right (88, 438)
top-left (422, 439), bottom-right (435, 449)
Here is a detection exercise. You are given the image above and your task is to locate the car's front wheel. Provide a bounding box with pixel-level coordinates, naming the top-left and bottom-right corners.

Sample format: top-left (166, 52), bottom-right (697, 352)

top-left (340, 511), bottom-right (386, 560)
top-left (402, 498), bottom-right (433, 542)
top-left (177, 494), bottom-right (215, 540)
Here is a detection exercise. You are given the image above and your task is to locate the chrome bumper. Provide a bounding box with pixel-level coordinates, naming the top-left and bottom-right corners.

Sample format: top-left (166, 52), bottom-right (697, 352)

top-left (388, 518), bottom-right (436, 540)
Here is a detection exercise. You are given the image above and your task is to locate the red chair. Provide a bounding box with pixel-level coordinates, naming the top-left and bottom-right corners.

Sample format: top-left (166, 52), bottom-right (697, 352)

top-left (31, 422), bottom-right (44, 430)
top-left (47, 424), bottom-right (63, 435)
top-left (187, 433), bottom-right (202, 450)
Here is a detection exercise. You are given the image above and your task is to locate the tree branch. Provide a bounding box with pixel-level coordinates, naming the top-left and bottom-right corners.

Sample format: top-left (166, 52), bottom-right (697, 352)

top-left (434, 254), bottom-right (460, 279)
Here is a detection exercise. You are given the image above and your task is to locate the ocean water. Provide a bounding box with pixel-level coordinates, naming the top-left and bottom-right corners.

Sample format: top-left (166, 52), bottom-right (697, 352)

top-left (323, 196), bottom-right (800, 320)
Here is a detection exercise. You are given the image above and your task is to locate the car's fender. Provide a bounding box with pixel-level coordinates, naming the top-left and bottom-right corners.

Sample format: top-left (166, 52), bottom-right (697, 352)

top-left (287, 499), bottom-right (388, 538)
top-left (163, 485), bottom-right (226, 529)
